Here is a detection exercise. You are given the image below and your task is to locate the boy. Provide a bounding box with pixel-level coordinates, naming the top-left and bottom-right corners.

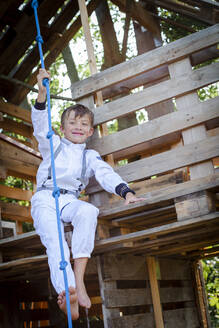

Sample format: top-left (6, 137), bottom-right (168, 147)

top-left (31, 68), bottom-right (145, 320)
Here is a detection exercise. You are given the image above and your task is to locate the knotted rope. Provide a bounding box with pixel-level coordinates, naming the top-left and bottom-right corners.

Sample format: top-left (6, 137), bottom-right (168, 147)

top-left (31, 1), bottom-right (73, 326)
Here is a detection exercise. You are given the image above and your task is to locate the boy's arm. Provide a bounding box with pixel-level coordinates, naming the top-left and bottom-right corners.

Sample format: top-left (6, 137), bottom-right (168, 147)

top-left (32, 69), bottom-right (60, 158)
top-left (88, 151), bottom-right (145, 205)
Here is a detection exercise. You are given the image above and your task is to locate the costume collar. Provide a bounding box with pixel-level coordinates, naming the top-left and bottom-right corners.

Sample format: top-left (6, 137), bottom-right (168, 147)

top-left (61, 137), bottom-right (86, 149)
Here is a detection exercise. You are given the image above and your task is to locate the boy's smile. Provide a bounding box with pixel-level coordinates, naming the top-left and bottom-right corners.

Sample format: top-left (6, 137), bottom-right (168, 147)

top-left (61, 111), bottom-right (94, 144)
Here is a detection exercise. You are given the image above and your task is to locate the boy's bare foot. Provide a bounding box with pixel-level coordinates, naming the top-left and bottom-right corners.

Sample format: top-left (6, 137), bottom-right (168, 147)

top-left (76, 281), bottom-right (91, 309)
top-left (57, 287), bottom-right (79, 320)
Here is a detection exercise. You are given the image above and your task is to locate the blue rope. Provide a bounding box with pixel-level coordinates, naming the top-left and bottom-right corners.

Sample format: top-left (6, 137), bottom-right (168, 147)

top-left (31, 1), bottom-right (73, 327)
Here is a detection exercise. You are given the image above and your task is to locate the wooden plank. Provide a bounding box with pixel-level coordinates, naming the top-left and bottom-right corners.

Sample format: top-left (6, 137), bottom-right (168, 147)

top-left (71, 24), bottom-right (219, 99)
top-left (0, 158), bottom-right (38, 177)
top-left (0, 185), bottom-right (33, 201)
top-left (0, 230), bottom-right (37, 247)
top-left (88, 96), bottom-right (219, 156)
top-left (101, 45), bottom-right (218, 100)
top-left (0, 133), bottom-right (41, 158)
top-left (159, 258), bottom-right (192, 280)
top-left (146, 257), bottom-right (164, 328)
top-left (108, 313), bottom-right (154, 328)
top-left (160, 287), bottom-right (195, 303)
top-left (97, 254), bottom-right (149, 281)
top-left (163, 308), bottom-right (200, 328)
top-left (175, 191), bottom-right (215, 221)
top-left (111, 0), bottom-right (160, 37)
top-left (96, 256), bottom-right (120, 328)
top-left (0, 139), bottom-right (41, 166)
top-left (87, 136), bottom-right (219, 194)
top-left (104, 288), bottom-right (152, 307)
top-left (104, 285), bottom-right (194, 308)
top-left (169, 58), bottom-right (214, 179)
top-left (0, 100), bottom-right (31, 123)
top-left (95, 212), bottom-right (219, 249)
top-left (193, 261), bottom-right (210, 328)
top-left (115, 135), bottom-right (219, 184)
top-left (0, 255), bottom-right (47, 270)
top-left (169, 58), bottom-right (215, 220)
top-left (0, 117), bottom-right (32, 138)
top-left (0, 201), bottom-right (32, 222)
top-left (91, 62), bottom-right (219, 126)
top-left (98, 173), bottom-right (219, 220)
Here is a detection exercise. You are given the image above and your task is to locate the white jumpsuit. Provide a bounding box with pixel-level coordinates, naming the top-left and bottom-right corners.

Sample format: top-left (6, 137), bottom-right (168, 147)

top-left (31, 106), bottom-right (126, 293)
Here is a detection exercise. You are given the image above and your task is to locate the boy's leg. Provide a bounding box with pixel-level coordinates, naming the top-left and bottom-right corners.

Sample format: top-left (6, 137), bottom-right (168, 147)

top-left (61, 200), bottom-right (99, 308)
top-left (31, 204), bottom-right (79, 319)
top-left (74, 257), bottom-right (90, 308)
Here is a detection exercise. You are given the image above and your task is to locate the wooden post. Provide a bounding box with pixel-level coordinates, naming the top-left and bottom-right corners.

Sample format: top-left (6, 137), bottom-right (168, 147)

top-left (146, 256), bottom-right (164, 328)
top-left (77, 0), bottom-right (114, 166)
top-left (96, 255), bottom-right (120, 328)
top-left (169, 58), bottom-right (215, 221)
top-left (192, 261), bottom-right (211, 328)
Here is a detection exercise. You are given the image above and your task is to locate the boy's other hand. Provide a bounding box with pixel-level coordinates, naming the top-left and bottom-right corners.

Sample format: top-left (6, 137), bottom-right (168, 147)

top-left (124, 192), bottom-right (146, 206)
top-left (37, 68), bottom-right (50, 102)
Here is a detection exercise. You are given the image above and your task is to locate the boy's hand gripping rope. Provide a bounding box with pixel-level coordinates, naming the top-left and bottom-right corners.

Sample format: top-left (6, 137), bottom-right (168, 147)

top-left (31, 1), bottom-right (73, 327)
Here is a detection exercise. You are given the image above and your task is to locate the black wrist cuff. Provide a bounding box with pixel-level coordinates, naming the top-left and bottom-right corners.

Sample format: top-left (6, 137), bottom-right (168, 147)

top-left (115, 183), bottom-right (135, 199)
top-left (35, 100), bottom-right (46, 110)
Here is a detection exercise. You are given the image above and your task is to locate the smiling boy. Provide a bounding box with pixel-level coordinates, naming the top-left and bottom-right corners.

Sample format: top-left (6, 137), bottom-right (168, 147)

top-left (31, 68), bottom-right (144, 320)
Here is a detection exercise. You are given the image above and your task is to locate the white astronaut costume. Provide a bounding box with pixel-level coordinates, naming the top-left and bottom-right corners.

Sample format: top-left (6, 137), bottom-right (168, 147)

top-left (31, 105), bottom-right (128, 294)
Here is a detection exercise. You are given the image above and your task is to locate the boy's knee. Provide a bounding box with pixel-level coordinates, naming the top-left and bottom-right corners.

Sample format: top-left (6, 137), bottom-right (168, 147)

top-left (80, 202), bottom-right (99, 217)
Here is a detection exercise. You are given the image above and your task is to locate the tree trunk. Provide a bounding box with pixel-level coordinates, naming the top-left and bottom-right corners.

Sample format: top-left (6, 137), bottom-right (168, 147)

top-left (62, 44), bottom-right (80, 98)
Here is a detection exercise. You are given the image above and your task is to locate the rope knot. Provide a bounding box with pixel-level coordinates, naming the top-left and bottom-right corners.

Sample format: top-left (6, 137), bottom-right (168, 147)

top-left (31, 0), bottom-right (38, 9)
top-left (47, 130), bottom-right (54, 139)
top-left (36, 35), bottom-right (43, 44)
top-left (59, 260), bottom-right (68, 271)
top-left (52, 187), bottom-right (60, 198)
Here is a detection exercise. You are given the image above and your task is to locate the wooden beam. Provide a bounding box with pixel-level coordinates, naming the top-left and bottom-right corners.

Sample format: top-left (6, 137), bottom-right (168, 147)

top-left (0, 159), bottom-right (38, 177)
top-left (95, 212), bottom-right (219, 249)
top-left (71, 24), bottom-right (219, 100)
top-left (0, 133), bottom-right (41, 158)
top-left (92, 62), bottom-right (219, 126)
top-left (88, 96), bottom-right (219, 156)
top-left (11, 0), bottom-right (102, 105)
top-left (0, 201), bottom-right (32, 222)
top-left (0, 117), bottom-right (32, 138)
top-left (87, 135), bottom-right (219, 193)
top-left (111, 0), bottom-right (160, 37)
top-left (145, 0), bottom-right (214, 25)
top-left (0, 185), bottom-right (33, 201)
top-left (0, 100), bottom-right (31, 124)
top-left (101, 45), bottom-right (218, 100)
top-left (146, 257), bottom-right (164, 328)
top-left (0, 139), bottom-right (41, 167)
top-left (98, 173), bottom-right (219, 220)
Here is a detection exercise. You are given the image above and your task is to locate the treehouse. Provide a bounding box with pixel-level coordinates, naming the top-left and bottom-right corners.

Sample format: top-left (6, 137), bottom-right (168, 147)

top-left (0, 1), bottom-right (219, 327)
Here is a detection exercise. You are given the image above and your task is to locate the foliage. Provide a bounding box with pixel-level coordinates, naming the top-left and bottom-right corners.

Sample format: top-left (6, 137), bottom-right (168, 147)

top-left (158, 8), bottom-right (207, 43)
top-left (202, 258), bottom-right (219, 327)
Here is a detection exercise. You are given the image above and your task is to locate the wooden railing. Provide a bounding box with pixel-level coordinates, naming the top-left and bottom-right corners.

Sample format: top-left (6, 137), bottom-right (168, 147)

top-left (70, 24), bottom-right (219, 243)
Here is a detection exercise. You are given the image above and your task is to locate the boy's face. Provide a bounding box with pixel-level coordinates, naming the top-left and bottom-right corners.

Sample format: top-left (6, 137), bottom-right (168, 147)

top-left (60, 111), bottom-right (94, 144)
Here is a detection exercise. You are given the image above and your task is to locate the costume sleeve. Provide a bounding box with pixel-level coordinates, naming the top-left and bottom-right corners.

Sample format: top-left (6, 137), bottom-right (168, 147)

top-left (87, 150), bottom-right (133, 196)
top-left (31, 102), bottom-right (60, 160)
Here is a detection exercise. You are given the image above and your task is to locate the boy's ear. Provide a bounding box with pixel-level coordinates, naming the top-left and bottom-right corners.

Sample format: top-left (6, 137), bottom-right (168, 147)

top-left (88, 127), bottom-right (94, 137)
top-left (60, 125), bottom-right (64, 133)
